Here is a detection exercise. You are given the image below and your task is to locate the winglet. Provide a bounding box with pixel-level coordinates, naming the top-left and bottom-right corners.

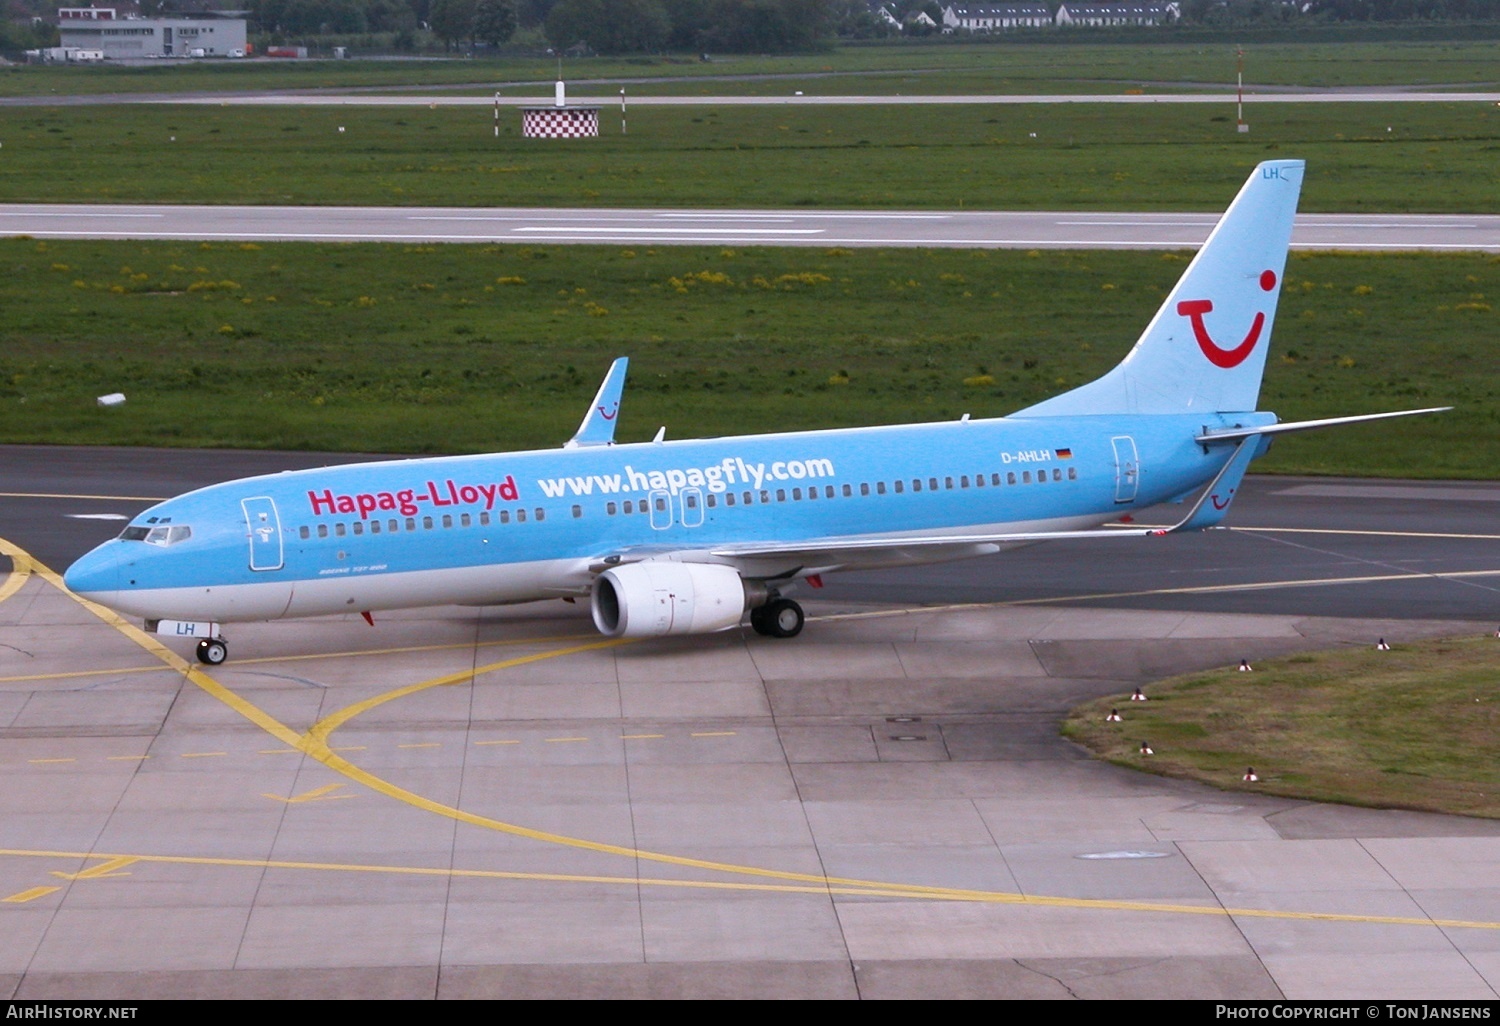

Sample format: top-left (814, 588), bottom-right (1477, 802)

top-left (565, 357), bottom-right (628, 449)
top-left (1169, 437), bottom-right (1259, 533)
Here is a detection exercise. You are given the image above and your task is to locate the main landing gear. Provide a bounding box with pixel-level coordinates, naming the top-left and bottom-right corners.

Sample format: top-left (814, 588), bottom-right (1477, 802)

top-left (195, 637), bottom-right (228, 666)
top-left (749, 597), bottom-right (804, 639)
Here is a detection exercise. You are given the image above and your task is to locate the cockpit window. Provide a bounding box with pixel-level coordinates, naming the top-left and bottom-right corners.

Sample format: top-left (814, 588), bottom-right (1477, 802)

top-left (121, 525), bottom-right (192, 545)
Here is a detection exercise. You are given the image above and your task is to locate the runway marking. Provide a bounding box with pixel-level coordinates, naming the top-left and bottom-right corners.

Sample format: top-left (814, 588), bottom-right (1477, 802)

top-left (3, 886), bottom-right (62, 903)
top-left (0, 491), bottom-right (166, 501)
top-left (27, 758), bottom-right (76, 764)
top-left (1, 845), bottom-right (1498, 931)
top-left (510, 227), bottom-right (823, 236)
top-left (263, 784), bottom-right (352, 804)
top-left (180, 751), bottom-right (227, 758)
top-left (544, 736), bottom-right (589, 743)
top-left (50, 856), bottom-right (137, 880)
top-left (397, 742), bottom-right (441, 749)
top-left (11, 535), bottom-right (1500, 930)
top-left (0, 539), bottom-right (34, 608)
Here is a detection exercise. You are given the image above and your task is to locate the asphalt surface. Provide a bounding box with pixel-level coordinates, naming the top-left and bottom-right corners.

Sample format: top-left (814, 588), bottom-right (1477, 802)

top-left (3, 204), bottom-right (1496, 251)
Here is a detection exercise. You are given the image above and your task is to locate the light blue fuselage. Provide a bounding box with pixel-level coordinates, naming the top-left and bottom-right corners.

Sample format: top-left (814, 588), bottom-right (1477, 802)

top-left (64, 409), bottom-right (1274, 623)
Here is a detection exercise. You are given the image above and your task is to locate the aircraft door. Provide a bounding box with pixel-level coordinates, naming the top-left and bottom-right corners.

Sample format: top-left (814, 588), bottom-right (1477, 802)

top-left (242, 496), bottom-right (285, 571)
top-left (1111, 436), bottom-right (1139, 504)
top-left (648, 489), bottom-right (673, 531)
top-left (680, 488), bottom-right (704, 528)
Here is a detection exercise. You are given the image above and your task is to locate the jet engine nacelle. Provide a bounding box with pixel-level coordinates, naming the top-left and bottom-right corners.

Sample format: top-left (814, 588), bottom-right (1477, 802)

top-left (591, 561), bottom-right (756, 638)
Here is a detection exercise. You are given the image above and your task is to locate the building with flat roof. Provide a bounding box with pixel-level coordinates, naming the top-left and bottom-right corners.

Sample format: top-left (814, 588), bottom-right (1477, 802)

top-left (56, 10), bottom-right (246, 58)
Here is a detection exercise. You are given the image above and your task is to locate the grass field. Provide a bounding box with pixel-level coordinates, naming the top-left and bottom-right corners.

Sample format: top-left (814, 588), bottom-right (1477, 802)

top-left (1, 101), bottom-right (1497, 211)
top-left (1, 239), bottom-right (1493, 476)
top-left (1062, 635), bottom-right (1500, 819)
top-left (1, 40), bottom-right (1497, 98)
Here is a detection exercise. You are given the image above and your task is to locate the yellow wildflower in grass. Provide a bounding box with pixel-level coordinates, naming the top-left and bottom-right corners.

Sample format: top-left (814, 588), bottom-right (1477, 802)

top-left (496, 276), bottom-right (526, 285)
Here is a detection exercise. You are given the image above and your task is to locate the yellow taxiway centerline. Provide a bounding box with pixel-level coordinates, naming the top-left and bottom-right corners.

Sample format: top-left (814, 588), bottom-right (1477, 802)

top-left (3, 845), bottom-right (1500, 931)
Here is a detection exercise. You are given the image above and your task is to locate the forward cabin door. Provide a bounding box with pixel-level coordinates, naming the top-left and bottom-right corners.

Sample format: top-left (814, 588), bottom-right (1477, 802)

top-left (242, 496), bottom-right (284, 571)
top-left (1111, 436), bottom-right (1139, 504)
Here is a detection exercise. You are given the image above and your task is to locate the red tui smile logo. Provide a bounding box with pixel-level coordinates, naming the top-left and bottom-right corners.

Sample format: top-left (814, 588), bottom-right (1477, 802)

top-left (1178, 269), bottom-right (1278, 369)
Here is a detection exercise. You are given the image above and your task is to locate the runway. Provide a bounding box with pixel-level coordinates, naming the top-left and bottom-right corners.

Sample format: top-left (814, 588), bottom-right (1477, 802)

top-left (3, 203), bottom-right (1496, 251)
top-left (2, 447), bottom-right (1498, 998)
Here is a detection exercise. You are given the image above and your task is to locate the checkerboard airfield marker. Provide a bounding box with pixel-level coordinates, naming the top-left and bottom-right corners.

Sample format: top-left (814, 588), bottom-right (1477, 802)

top-left (520, 78), bottom-right (602, 140)
top-left (1244, 767), bottom-right (1259, 782)
top-left (1377, 638), bottom-right (1390, 651)
top-left (1239, 659), bottom-right (1252, 672)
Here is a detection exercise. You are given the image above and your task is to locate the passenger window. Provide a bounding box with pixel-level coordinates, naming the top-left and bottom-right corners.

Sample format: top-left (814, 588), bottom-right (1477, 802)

top-left (517, 509), bottom-right (527, 523)
top-left (776, 489), bottom-right (786, 502)
top-left (860, 483), bottom-right (870, 496)
top-left (461, 513), bottom-right (472, 527)
top-left (571, 505), bottom-right (581, 518)
top-left (654, 497), bottom-right (666, 512)
top-left (390, 519), bottom-right (400, 532)
top-left (499, 511), bottom-right (510, 524)
top-left (893, 481), bottom-right (903, 494)
top-left (685, 493), bottom-right (699, 509)
top-left (1068, 467), bottom-right (1077, 480)
top-left (299, 526), bottom-right (310, 540)
top-left (912, 479), bottom-right (922, 492)
top-left (405, 518), bottom-right (416, 531)
top-left (725, 493), bottom-right (736, 507)
top-left (442, 515), bottom-right (453, 528)
top-left (423, 516), bottom-right (434, 529)
top-left (352, 522), bottom-right (364, 536)
top-left (535, 508), bottom-right (545, 521)
top-left (826, 486), bottom-right (836, 498)
top-left (960, 476), bottom-right (970, 488)
top-left (1022, 472), bottom-right (1031, 484)
top-left (370, 520), bottom-right (381, 534)
top-left (792, 488), bottom-right (802, 500)
top-left (1007, 472), bottom-right (1017, 485)
top-left (317, 524), bottom-right (329, 539)
top-left (930, 478), bottom-right (939, 491)
top-left (1053, 469), bottom-right (1062, 482)
top-left (759, 490), bottom-right (770, 504)
top-left (945, 477), bottom-right (953, 489)
top-left (607, 502), bottom-right (617, 515)
top-left (335, 523), bottom-right (346, 537)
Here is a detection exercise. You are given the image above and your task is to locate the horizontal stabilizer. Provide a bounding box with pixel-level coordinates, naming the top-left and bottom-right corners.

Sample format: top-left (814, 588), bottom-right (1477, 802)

top-left (1168, 437), bottom-right (1258, 532)
top-left (565, 357), bottom-right (628, 449)
top-left (1196, 407), bottom-right (1451, 445)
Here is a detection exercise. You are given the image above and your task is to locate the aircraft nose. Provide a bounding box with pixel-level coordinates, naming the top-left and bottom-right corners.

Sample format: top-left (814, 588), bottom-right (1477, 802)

top-left (63, 544), bottom-right (122, 599)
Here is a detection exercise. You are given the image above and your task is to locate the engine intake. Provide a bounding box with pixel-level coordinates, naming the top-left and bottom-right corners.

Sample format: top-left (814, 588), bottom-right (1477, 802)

top-left (591, 562), bottom-right (760, 638)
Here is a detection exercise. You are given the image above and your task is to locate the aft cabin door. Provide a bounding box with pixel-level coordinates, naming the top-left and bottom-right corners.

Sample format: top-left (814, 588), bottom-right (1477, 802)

top-left (242, 496), bottom-right (284, 571)
top-left (1111, 436), bottom-right (1139, 504)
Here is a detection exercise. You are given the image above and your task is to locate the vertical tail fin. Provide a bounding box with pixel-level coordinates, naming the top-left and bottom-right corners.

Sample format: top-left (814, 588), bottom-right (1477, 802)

top-left (1017, 159), bottom-right (1304, 418)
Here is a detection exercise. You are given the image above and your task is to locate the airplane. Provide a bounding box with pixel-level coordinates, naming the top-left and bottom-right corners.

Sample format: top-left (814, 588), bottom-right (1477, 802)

top-left (64, 159), bottom-right (1446, 666)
